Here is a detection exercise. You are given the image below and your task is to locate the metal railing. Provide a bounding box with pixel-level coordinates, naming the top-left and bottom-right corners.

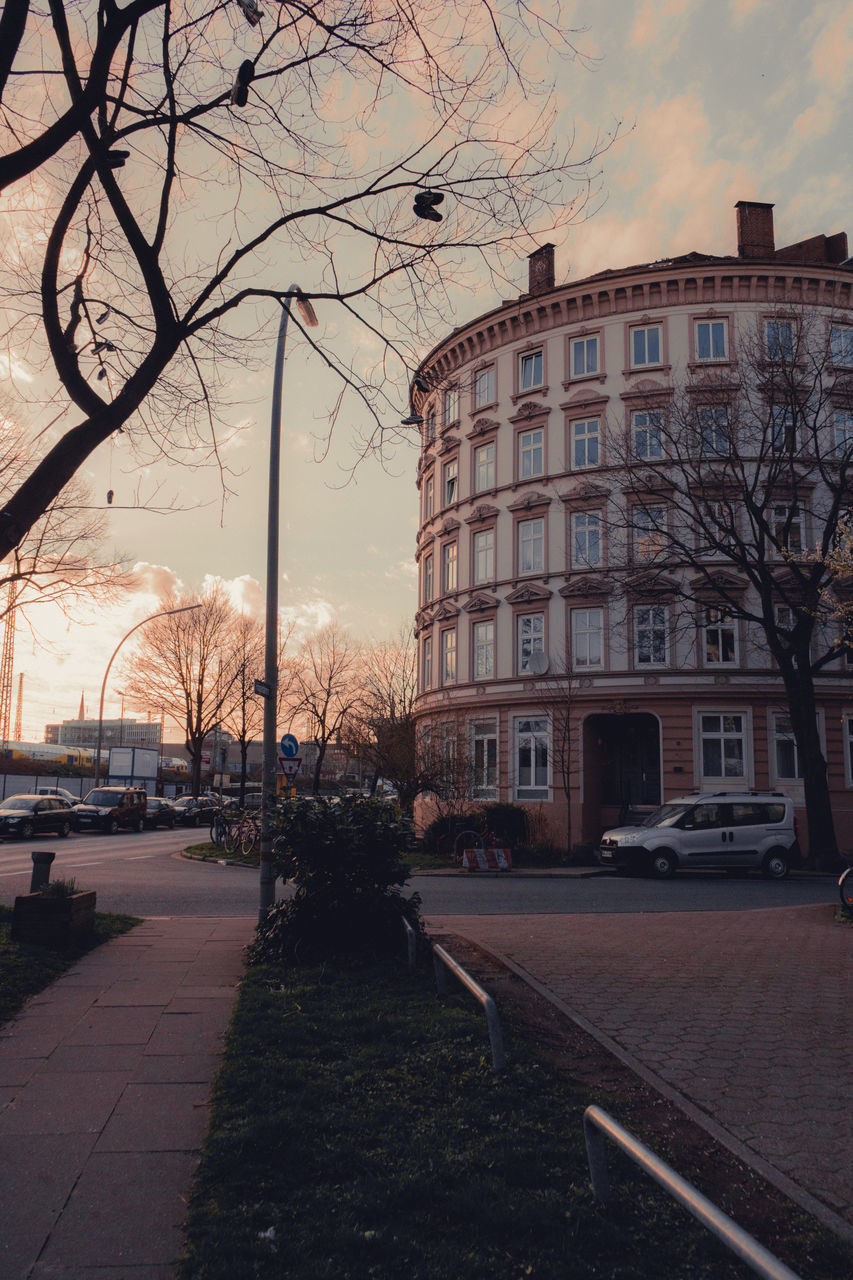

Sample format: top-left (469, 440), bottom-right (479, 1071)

top-left (583, 1106), bottom-right (803, 1280)
top-left (432, 943), bottom-right (506, 1071)
top-left (402, 916), bottom-right (417, 970)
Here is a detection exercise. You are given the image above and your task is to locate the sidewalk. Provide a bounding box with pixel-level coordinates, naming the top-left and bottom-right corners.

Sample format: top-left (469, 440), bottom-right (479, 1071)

top-left (0, 916), bottom-right (255, 1279)
top-left (426, 902), bottom-right (853, 1244)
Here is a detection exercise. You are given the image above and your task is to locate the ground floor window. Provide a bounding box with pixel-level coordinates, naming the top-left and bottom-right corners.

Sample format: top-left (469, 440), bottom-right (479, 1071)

top-left (699, 711), bottom-right (747, 781)
top-left (515, 716), bottom-right (549, 800)
top-left (471, 719), bottom-right (498, 799)
top-left (772, 711), bottom-right (801, 780)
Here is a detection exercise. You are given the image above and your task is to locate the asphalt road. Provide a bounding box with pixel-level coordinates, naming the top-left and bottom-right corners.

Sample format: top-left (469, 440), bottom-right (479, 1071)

top-left (0, 828), bottom-right (840, 917)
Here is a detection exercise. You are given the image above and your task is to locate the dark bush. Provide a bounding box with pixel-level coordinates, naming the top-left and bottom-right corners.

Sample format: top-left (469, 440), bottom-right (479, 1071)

top-left (249, 795), bottom-right (423, 965)
top-left (478, 803), bottom-right (530, 848)
top-left (419, 811), bottom-right (478, 858)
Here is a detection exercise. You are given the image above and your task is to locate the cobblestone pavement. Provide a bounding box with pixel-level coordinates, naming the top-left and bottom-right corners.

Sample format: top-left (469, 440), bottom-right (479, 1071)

top-left (425, 903), bottom-right (853, 1239)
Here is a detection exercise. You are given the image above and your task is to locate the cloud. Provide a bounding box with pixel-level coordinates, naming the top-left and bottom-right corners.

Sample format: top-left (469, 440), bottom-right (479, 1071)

top-left (810, 4), bottom-right (853, 87)
top-left (131, 562), bottom-right (185, 598)
top-left (629, 0), bottom-right (691, 50)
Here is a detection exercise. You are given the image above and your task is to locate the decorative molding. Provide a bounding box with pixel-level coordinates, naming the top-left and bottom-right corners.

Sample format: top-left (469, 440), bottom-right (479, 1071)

top-left (559, 575), bottom-right (615, 599)
top-left (463, 504), bottom-right (499, 526)
top-left (506, 582), bottom-right (552, 605)
top-left (509, 400), bottom-right (550, 423)
top-left (463, 592), bottom-right (499, 613)
top-left (620, 379), bottom-right (673, 401)
top-left (432, 601), bottom-right (461, 621)
top-left (437, 434), bottom-right (460, 455)
top-left (438, 516), bottom-right (461, 535)
top-left (560, 389), bottom-right (610, 412)
top-left (507, 489), bottom-right (552, 513)
top-left (467, 417), bottom-right (500, 438)
top-left (624, 571), bottom-right (681, 597)
top-left (559, 481), bottom-right (609, 503)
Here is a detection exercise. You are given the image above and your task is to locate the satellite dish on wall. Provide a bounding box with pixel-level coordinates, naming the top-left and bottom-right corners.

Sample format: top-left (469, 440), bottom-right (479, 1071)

top-left (528, 651), bottom-right (550, 675)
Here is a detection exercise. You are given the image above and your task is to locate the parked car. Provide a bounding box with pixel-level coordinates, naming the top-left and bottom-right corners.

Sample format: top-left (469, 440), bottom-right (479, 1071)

top-left (597, 792), bottom-right (799, 879)
top-left (0, 794), bottom-right (75, 840)
top-left (73, 786), bottom-right (148, 834)
top-left (171, 795), bottom-right (222, 827)
top-left (35, 785), bottom-right (79, 806)
top-left (143, 797), bottom-right (177, 829)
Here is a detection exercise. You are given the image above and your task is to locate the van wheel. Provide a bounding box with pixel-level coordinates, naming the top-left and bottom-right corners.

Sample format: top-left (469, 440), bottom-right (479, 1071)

top-left (763, 848), bottom-right (789, 879)
top-left (649, 848), bottom-right (677, 879)
top-left (107, 818), bottom-right (119, 835)
top-left (134, 817), bottom-right (144, 833)
top-left (59, 821), bottom-right (71, 838)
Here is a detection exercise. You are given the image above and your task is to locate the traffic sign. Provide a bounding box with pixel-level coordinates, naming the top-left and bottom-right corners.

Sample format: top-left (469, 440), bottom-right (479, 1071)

top-left (277, 754), bottom-right (301, 778)
top-left (280, 733), bottom-right (299, 758)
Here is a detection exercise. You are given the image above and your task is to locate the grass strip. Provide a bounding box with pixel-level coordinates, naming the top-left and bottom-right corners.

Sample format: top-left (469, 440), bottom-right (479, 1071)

top-left (0, 904), bottom-right (141, 1027)
top-left (180, 961), bottom-right (851, 1280)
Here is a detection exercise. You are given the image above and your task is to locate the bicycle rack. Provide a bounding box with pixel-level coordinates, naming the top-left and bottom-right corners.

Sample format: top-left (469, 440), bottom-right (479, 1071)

top-left (432, 943), bottom-right (506, 1071)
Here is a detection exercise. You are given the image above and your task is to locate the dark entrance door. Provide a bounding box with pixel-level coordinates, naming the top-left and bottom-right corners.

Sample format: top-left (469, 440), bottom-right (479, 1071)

top-left (583, 712), bottom-right (661, 837)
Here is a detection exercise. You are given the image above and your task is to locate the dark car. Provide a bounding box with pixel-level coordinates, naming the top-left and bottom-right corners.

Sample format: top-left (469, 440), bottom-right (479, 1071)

top-left (73, 787), bottom-right (148, 834)
top-left (143, 797), bottom-right (177, 830)
top-left (0, 794), bottom-right (76, 840)
top-left (171, 795), bottom-right (221, 827)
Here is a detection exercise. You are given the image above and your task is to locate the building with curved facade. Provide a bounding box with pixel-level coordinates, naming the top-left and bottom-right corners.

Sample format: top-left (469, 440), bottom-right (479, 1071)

top-left (412, 201), bottom-right (853, 856)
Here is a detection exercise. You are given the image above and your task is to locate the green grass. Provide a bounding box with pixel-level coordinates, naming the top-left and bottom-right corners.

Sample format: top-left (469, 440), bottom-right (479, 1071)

top-left (0, 904), bottom-right (141, 1027)
top-left (179, 961), bottom-right (851, 1280)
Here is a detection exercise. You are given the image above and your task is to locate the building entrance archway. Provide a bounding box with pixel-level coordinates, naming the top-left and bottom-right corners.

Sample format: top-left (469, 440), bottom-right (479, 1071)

top-left (582, 712), bottom-right (661, 841)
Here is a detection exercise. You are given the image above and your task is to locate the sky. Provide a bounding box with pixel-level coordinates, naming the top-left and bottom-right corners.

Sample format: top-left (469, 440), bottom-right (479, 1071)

top-left (8, 0), bottom-right (853, 741)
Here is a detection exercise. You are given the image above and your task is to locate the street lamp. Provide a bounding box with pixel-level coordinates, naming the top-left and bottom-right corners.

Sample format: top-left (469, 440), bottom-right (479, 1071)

top-left (93, 605), bottom-right (201, 785)
top-left (259, 286), bottom-right (318, 923)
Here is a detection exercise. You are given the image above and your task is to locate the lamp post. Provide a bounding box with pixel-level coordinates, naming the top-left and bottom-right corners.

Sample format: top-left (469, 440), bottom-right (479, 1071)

top-left (93, 605), bottom-right (200, 786)
top-left (259, 286), bottom-right (318, 923)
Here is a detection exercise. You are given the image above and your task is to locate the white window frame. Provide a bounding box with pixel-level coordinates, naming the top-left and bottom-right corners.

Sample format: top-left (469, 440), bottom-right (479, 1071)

top-left (766, 319), bottom-right (795, 362)
top-left (471, 718), bottom-right (498, 799)
top-left (473, 440), bottom-right (495, 492)
top-left (472, 620), bottom-right (495, 681)
top-left (571, 510), bottom-right (602, 568)
top-left (700, 500), bottom-right (735, 557)
top-left (441, 541), bottom-right (457, 593)
top-left (570, 418), bottom-right (600, 469)
top-left (514, 715), bottom-right (550, 801)
top-left (570, 334), bottom-right (599, 378)
top-left (834, 410), bottom-right (853, 459)
top-left (632, 409), bottom-right (664, 460)
top-left (422, 553), bottom-right (433, 604)
top-left (770, 505), bottom-right (803, 558)
top-left (518, 516), bottom-right (545, 574)
top-left (697, 711), bottom-right (749, 784)
top-left (473, 365), bottom-right (496, 409)
top-left (517, 612), bottom-right (545, 675)
top-left (770, 406), bottom-right (797, 453)
top-left (518, 427), bottom-right (544, 479)
top-left (703, 607), bottom-right (738, 666)
top-left (441, 628), bottom-right (456, 684)
top-left (695, 318), bottom-right (728, 362)
top-left (519, 349), bottom-right (544, 392)
top-left (442, 458), bottom-right (458, 507)
top-left (634, 605), bottom-right (668, 667)
top-left (633, 505), bottom-right (667, 562)
top-left (571, 607), bottom-right (604, 669)
top-left (472, 527), bottom-right (495, 585)
top-left (698, 405), bottom-right (730, 455)
top-left (771, 711), bottom-right (801, 781)
top-left (630, 324), bottom-right (663, 369)
top-left (443, 384), bottom-right (460, 425)
top-left (421, 635), bottom-right (432, 690)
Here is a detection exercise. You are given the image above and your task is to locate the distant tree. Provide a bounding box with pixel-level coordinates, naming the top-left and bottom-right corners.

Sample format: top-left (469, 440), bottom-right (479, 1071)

top-left (219, 613), bottom-right (295, 802)
top-left (286, 624), bottom-right (364, 794)
top-left (0, 0), bottom-right (612, 564)
top-left (120, 585), bottom-right (242, 794)
top-left (341, 626), bottom-right (424, 809)
top-left (603, 306), bottom-right (853, 867)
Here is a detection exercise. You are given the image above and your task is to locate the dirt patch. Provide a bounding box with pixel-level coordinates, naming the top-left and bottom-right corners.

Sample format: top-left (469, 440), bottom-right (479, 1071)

top-left (430, 931), bottom-right (851, 1276)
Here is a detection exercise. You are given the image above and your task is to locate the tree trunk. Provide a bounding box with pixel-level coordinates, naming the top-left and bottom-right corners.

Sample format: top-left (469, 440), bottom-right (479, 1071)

top-left (779, 657), bottom-right (840, 870)
top-left (312, 742), bottom-right (327, 795)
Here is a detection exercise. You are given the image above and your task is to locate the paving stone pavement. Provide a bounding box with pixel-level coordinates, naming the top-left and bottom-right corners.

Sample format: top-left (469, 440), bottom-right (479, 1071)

top-left (0, 916), bottom-right (255, 1279)
top-left (426, 902), bottom-right (853, 1242)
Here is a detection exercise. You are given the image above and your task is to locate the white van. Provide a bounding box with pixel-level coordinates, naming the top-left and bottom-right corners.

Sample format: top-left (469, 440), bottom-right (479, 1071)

top-left (597, 793), bottom-right (799, 879)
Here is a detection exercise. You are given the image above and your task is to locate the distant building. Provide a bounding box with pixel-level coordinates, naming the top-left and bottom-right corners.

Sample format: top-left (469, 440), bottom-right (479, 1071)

top-left (45, 718), bottom-right (163, 749)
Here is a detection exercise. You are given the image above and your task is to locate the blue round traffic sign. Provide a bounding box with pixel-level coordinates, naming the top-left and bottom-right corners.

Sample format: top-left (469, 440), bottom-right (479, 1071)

top-left (280, 733), bottom-right (299, 758)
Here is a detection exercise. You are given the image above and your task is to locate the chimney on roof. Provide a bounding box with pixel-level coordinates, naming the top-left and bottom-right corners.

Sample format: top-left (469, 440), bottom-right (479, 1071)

top-left (528, 243), bottom-right (556, 295)
top-left (736, 200), bottom-right (775, 259)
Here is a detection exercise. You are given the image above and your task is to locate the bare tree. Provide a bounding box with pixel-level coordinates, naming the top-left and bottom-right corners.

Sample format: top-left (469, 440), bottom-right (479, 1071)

top-left (341, 624), bottom-right (424, 808)
top-left (119, 584), bottom-right (242, 794)
top-left (219, 612), bottom-right (295, 801)
top-left (603, 306), bottom-right (853, 867)
top-left (0, 0), bottom-right (611, 562)
top-left (1, 415), bottom-right (130, 623)
top-left (286, 622), bottom-right (363, 794)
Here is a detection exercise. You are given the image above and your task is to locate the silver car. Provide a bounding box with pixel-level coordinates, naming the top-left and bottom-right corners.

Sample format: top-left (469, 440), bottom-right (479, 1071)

top-left (597, 793), bottom-right (799, 879)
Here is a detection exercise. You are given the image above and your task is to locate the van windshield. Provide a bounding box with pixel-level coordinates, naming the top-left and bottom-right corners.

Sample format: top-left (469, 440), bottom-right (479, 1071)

top-left (640, 803), bottom-right (693, 828)
top-left (83, 790), bottom-right (121, 806)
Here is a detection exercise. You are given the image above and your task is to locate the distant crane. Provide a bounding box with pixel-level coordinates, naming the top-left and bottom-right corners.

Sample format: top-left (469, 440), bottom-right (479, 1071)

top-left (0, 582), bottom-right (16, 749)
top-left (14, 672), bottom-right (23, 743)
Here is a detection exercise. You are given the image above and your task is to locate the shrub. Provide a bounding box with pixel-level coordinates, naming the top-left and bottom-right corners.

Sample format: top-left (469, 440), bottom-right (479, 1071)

top-left (419, 811), bottom-right (479, 859)
top-left (478, 803), bottom-right (530, 848)
top-left (249, 795), bottom-right (423, 965)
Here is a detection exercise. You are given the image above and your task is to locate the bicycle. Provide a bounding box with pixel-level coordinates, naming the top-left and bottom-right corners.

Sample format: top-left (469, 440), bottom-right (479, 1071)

top-left (209, 810), bottom-right (229, 848)
top-left (224, 810), bottom-right (259, 856)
